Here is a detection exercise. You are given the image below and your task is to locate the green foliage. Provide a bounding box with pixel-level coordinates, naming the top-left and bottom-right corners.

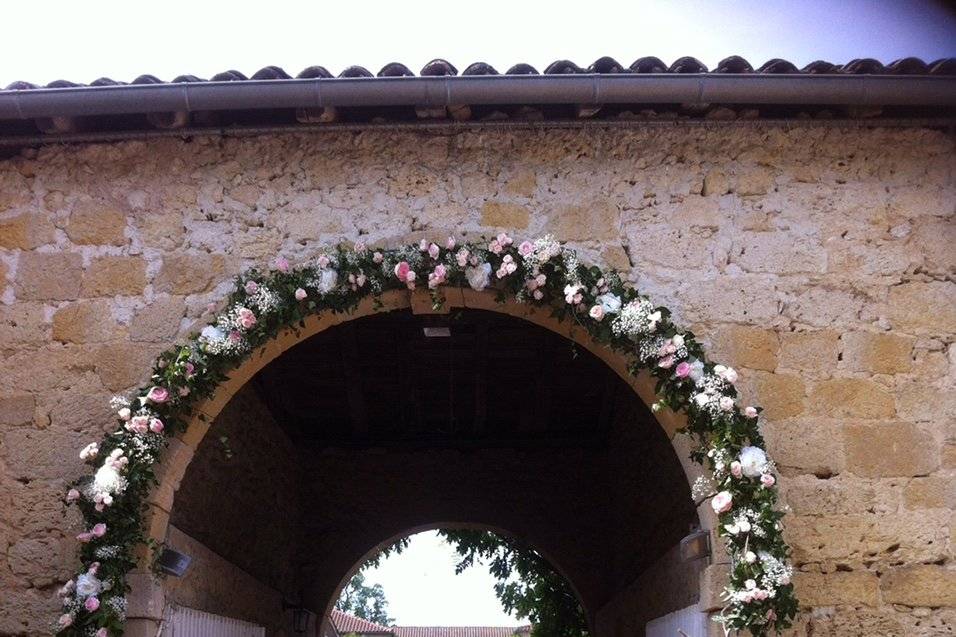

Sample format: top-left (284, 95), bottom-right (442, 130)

top-left (439, 530), bottom-right (588, 637)
top-left (336, 572), bottom-right (394, 626)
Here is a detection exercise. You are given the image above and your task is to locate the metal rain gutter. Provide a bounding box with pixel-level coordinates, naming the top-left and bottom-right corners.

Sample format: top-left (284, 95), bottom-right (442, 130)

top-left (1, 74), bottom-right (954, 120)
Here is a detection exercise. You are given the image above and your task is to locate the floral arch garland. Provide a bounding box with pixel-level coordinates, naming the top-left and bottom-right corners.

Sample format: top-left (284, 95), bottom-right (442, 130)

top-left (56, 234), bottom-right (798, 636)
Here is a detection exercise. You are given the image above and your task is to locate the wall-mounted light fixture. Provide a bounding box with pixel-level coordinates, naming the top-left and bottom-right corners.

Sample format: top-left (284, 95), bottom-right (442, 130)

top-left (156, 548), bottom-right (192, 577)
top-left (282, 601), bottom-right (312, 634)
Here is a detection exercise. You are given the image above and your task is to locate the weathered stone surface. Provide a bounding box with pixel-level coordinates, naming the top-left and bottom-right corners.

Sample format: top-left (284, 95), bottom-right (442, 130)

top-left (887, 281), bottom-right (956, 334)
top-left (480, 201), bottom-right (530, 229)
top-left (8, 537), bottom-right (74, 587)
top-left (0, 303), bottom-right (49, 346)
top-left (895, 379), bottom-right (956, 423)
top-left (65, 199), bottom-right (127, 245)
top-left (92, 342), bottom-right (165, 391)
top-left (81, 256), bottom-right (148, 296)
top-left (155, 253), bottom-right (226, 294)
top-left (0, 213), bottom-right (55, 249)
top-left (701, 169), bottom-right (729, 197)
top-left (709, 325), bottom-right (779, 371)
top-left (751, 372), bottom-right (805, 419)
top-left (795, 571), bottom-right (880, 607)
top-left (807, 609), bottom-right (905, 637)
top-left (130, 296), bottom-right (186, 342)
top-left (0, 587), bottom-right (61, 636)
top-left (782, 475), bottom-right (899, 516)
top-left (809, 378), bottom-right (895, 419)
top-left (137, 211), bottom-right (185, 249)
top-left (1, 427), bottom-right (88, 480)
top-left (880, 565), bottom-right (956, 607)
top-left (762, 418), bottom-right (844, 476)
top-left (845, 422), bottom-right (938, 477)
top-left (52, 300), bottom-right (125, 343)
top-left (778, 330), bottom-right (840, 372)
top-left (734, 168), bottom-right (774, 196)
top-left (903, 476), bottom-right (956, 509)
top-left (732, 232), bottom-right (827, 274)
top-left (0, 393), bottom-right (35, 426)
top-left (503, 170), bottom-right (537, 198)
top-left (548, 201), bottom-right (619, 240)
top-left (786, 510), bottom-right (950, 565)
top-left (15, 252), bottom-right (83, 300)
top-left (841, 331), bottom-right (913, 374)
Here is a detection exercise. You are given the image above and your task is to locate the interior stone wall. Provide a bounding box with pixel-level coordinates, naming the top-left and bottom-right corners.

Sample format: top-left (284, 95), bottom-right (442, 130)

top-left (0, 124), bottom-right (953, 635)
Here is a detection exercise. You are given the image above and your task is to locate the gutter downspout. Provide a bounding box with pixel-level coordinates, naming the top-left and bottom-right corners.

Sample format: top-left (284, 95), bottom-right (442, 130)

top-left (0, 74), bottom-right (954, 119)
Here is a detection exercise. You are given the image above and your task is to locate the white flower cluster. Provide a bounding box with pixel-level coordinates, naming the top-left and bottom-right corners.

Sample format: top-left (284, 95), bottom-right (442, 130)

top-left (105, 595), bottom-right (127, 621)
top-left (691, 373), bottom-right (736, 417)
top-left (723, 507), bottom-right (767, 538)
top-left (611, 298), bottom-right (662, 340)
top-left (758, 551), bottom-right (793, 590)
top-left (519, 234), bottom-right (562, 273)
top-left (94, 545), bottom-right (122, 560)
top-left (247, 284), bottom-right (282, 314)
top-left (691, 475), bottom-right (716, 500)
top-left (84, 448), bottom-right (128, 508)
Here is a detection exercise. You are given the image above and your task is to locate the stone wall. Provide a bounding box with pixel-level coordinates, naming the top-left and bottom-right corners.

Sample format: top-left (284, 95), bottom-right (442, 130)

top-left (0, 124), bottom-right (954, 635)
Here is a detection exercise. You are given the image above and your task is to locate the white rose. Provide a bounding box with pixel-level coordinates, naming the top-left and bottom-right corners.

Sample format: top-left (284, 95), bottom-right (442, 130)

top-left (744, 551), bottom-right (757, 563)
top-left (595, 293), bottom-right (622, 314)
top-left (671, 334), bottom-right (685, 348)
top-left (739, 446), bottom-right (768, 478)
top-left (465, 263), bottom-right (492, 291)
top-left (719, 396), bottom-right (735, 411)
top-left (647, 311), bottom-right (662, 331)
top-left (75, 573), bottom-right (102, 598)
top-left (316, 268), bottom-right (338, 294)
top-left (689, 360), bottom-right (705, 383)
top-left (693, 392), bottom-right (710, 407)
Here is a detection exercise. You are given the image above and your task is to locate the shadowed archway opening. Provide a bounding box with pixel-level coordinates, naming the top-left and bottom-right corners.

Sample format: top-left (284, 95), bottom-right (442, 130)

top-left (164, 307), bottom-right (703, 636)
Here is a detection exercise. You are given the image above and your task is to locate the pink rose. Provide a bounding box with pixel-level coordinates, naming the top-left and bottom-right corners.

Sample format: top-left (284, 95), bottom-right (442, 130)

top-left (744, 406), bottom-right (758, 419)
top-left (185, 362), bottom-right (195, 376)
top-left (66, 488), bottom-right (81, 503)
top-left (446, 237), bottom-right (456, 250)
top-left (373, 251), bottom-right (384, 264)
top-left (96, 629), bottom-right (109, 637)
top-left (497, 232), bottom-right (512, 246)
top-left (658, 355), bottom-right (675, 369)
top-left (488, 239), bottom-right (502, 254)
top-left (229, 330), bottom-right (243, 343)
top-left (428, 243), bottom-right (440, 259)
top-left (149, 418), bottom-right (164, 434)
top-left (711, 490), bottom-right (733, 514)
top-left (92, 523), bottom-right (107, 538)
top-left (730, 461), bottom-right (743, 478)
top-left (178, 386), bottom-right (189, 397)
top-left (275, 256), bottom-right (290, 273)
top-left (77, 532), bottom-right (93, 543)
top-left (238, 307), bottom-right (256, 329)
top-left (244, 280), bottom-right (259, 295)
top-left (589, 305), bottom-right (605, 321)
top-left (88, 562), bottom-right (100, 575)
top-left (146, 386), bottom-right (169, 404)
top-left (760, 473), bottom-right (776, 487)
top-left (317, 255), bottom-right (330, 268)
top-left (117, 407), bottom-right (131, 421)
top-left (58, 614), bottom-right (73, 628)
top-left (127, 416), bottom-right (149, 435)
top-left (419, 238), bottom-right (429, 251)
top-left (295, 288), bottom-right (308, 301)
top-left (719, 396), bottom-right (735, 411)
top-left (754, 589), bottom-right (769, 601)
top-left (518, 241), bottom-right (534, 256)
top-left (675, 362), bottom-right (692, 378)
top-left (394, 261), bottom-right (411, 281)
top-left (85, 596), bottom-right (100, 612)
top-left (533, 289), bottom-right (544, 300)
top-left (456, 249), bottom-right (469, 267)
top-left (354, 241), bottom-right (367, 253)
top-left (356, 274), bottom-right (367, 288)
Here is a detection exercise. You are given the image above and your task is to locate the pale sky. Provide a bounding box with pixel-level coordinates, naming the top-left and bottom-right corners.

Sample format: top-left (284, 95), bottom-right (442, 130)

top-left (10, 0), bottom-right (955, 627)
top-left (2, 1), bottom-right (955, 86)
top-left (359, 531), bottom-right (520, 627)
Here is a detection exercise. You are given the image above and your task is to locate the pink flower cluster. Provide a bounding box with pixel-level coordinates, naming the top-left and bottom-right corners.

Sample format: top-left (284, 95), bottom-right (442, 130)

top-left (488, 232), bottom-right (513, 254)
top-left (124, 415), bottom-right (164, 435)
top-left (428, 264), bottom-right (448, 289)
top-left (524, 272), bottom-right (547, 301)
top-left (495, 255), bottom-right (517, 279)
top-left (77, 522), bottom-right (107, 543)
top-left (394, 261), bottom-right (417, 290)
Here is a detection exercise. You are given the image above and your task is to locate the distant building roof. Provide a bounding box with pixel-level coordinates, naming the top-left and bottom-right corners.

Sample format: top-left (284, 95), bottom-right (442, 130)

top-left (331, 610), bottom-right (394, 635)
top-left (330, 611), bottom-right (530, 637)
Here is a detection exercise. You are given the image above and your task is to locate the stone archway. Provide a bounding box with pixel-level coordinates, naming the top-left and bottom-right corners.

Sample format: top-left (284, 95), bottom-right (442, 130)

top-left (125, 288), bottom-right (722, 637)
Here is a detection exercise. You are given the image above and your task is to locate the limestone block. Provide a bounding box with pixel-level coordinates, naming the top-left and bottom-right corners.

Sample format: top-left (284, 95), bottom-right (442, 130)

top-left (0, 213), bottom-right (55, 249)
top-left (734, 168), bottom-right (775, 196)
top-left (709, 324), bottom-right (779, 371)
top-left (903, 476), bottom-right (956, 510)
top-left (81, 256), bottom-right (148, 296)
top-left (880, 565), bottom-right (956, 607)
top-left (887, 281), bottom-right (956, 334)
top-left (92, 342), bottom-right (165, 391)
top-left (480, 201), bottom-right (530, 229)
top-left (15, 252), bottom-right (84, 300)
top-left (155, 253), bottom-right (226, 294)
top-left (751, 372), bottom-right (806, 420)
top-left (794, 571), bottom-right (880, 607)
top-left (841, 331), bottom-right (913, 374)
top-left (131, 296), bottom-right (186, 342)
top-left (761, 418), bottom-right (844, 476)
top-left (701, 169), bottom-right (729, 196)
top-left (778, 330), bottom-right (840, 373)
top-left (0, 587), bottom-right (61, 636)
top-left (844, 422), bottom-right (938, 477)
top-left (786, 510), bottom-right (950, 565)
top-left (0, 303), bottom-right (50, 346)
top-left (65, 199), bottom-right (127, 245)
top-left (52, 300), bottom-right (126, 343)
top-left (808, 378), bottom-right (895, 419)
top-left (503, 170), bottom-right (537, 198)
top-left (547, 201), bottom-right (619, 240)
top-left (137, 211), bottom-right (185, 249)
top-left (0, 393), bottom-right (35, 426)
top-left (1, 427), bottom-right (88, 481)
top-left (8, 537), bottom-right (74, 587)
top-left (732, 232), bottom-right (827, 274)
